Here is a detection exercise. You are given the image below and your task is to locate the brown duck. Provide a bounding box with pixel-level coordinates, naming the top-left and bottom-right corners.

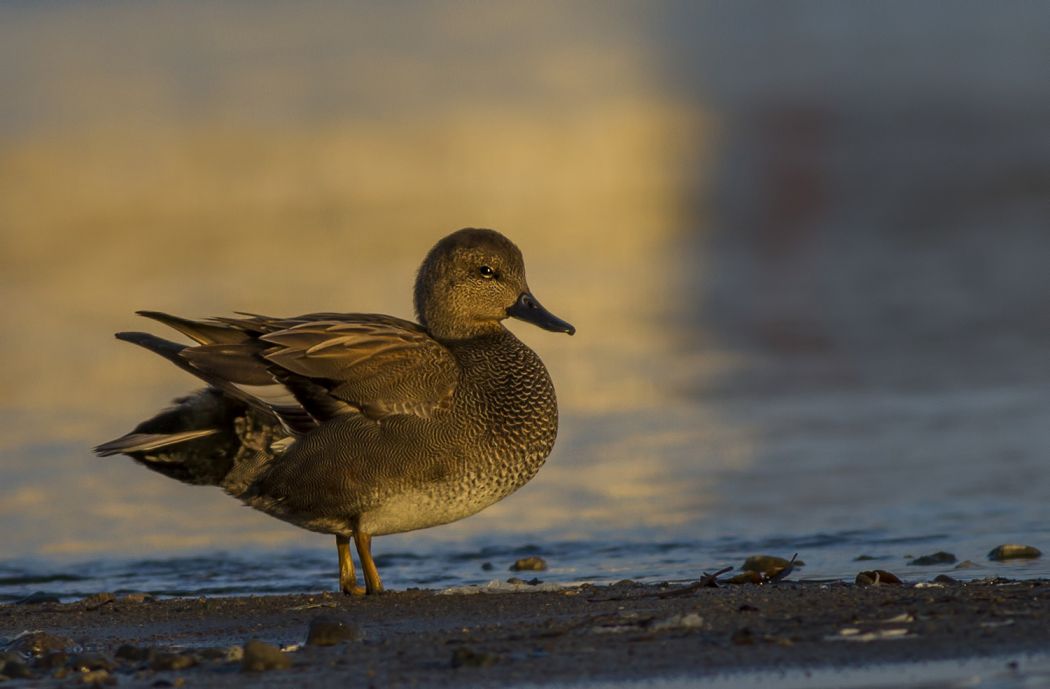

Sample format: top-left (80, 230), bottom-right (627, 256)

top-left (96, 228), bottom-right (574, 595)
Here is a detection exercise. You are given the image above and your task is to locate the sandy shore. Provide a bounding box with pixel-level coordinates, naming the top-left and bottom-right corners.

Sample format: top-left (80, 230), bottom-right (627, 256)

top-left (2, 578), bottom-right (1049, 687)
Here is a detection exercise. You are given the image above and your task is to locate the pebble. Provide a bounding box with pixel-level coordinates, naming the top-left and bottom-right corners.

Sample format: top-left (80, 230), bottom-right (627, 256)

top-left (72, 652), bottom-right (115, 672)
top-left (122, 593), bottom-right (154, 604)
top-left (909, 551), bottom-right (957, 566)
top-left (80, 669), bottom-right (116, 687)
top-left (306, 615), bottom-right (360, 646)
top-left (506, 577), bottom-right (543, 586)
top-left (115, 644), bottom-right (152, 663)
top-left (198, 646), bottom-right (243, 662)
top-left (954, 560), bottom-right (981, 570)
top-left (1, 656), bottom-right (33, 680)
top-left (855, 570), bottom-right (903, 586)
top-left (38, 651), bottom-right (69, 670)
top-left (5, 631), bottom-right (79, 656)
top-left (240, 640), bottom-right (290, 672)
top-left (82, 592), bottom-right (116, 610)
top-left (148, 651), bottom-right (197, 672)
top-left (988, 544), bottom-right (1042, 561)
top-left (481, 562), bottom-right (495, 571)
top-left (450, 647), bottom-right (499, 668)
top-left (742, 555), bottom-right (805, 573)
top-left (510, 556), bottom-right (548, 572)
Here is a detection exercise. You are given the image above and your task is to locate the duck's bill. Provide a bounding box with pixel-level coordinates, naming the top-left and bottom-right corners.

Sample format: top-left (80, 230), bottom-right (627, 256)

top-left (507, 292), bottom-right (575, 335)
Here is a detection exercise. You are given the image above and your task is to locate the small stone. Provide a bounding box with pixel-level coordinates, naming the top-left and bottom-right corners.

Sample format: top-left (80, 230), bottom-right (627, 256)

top-left (480, 562), bottom-right (494, 571)
top-left (122, 593), bottom-right (154, 604)
top-left (80, 669), bottom-right (116, 686)
top-left (148, 651), bottom-right (197, 672)
top-left (197, 646), bottom-right (240, 662)
top-left (509, 556), bottom-right (547, 572)
top-left (240, 640), bottom-right (290, 672)
top-left (988, 544), bottom-right (1042, 561)
top-left (908, 551), bottom-right (957, 566)
top-left (15, 591), bottom-right (61, 605)
top-left (450, 647), bottom-right (499, 668)
top-left (5, 631), bottom-right (78, 657)
top-left (72, 653), bottom-right (114, 672)
top-left (306, 615), bottom-right (360, 646)
top-left (854, 554), bottom-right (877, 561)
top-left (933, 574), bottom-right (959, 584)
top-left (115, 645), bottom-right (151, 663)
top-left (742, 555), bottom-right (805, 574)
top-left (855, 570), bottom-right (903, 586)
top-left (82, 593), bottom-right (116, 610)
top-left (1, 658), bottom-right (33, 679)
top-left (37, 651), bottom-right (69, 670)
top-left (954, 560), bottom-right (981, 569)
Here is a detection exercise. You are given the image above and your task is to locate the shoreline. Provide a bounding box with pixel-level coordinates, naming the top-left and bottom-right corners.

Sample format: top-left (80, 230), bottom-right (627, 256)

top-left (3, 578), bottom-right (1049, 687)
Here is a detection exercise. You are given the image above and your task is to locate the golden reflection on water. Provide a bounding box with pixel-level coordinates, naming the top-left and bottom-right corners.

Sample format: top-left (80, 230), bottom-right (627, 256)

top-left (4, 3), bottom-right (1049, 565)
top-left (0, 2), bottom-right (721, 556)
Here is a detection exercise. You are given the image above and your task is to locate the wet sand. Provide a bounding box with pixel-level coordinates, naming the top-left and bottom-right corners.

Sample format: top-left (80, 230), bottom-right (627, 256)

top-left (2, 578), bottom-right (1048, 687)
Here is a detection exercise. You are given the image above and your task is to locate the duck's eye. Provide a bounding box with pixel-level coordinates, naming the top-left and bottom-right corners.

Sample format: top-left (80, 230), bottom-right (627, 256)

top-left (478, 265), bottom-right (496, 279)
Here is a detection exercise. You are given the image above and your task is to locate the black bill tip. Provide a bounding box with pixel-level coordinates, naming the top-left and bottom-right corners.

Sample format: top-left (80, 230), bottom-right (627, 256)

top-left (507, 292), bottom-right (575, 335)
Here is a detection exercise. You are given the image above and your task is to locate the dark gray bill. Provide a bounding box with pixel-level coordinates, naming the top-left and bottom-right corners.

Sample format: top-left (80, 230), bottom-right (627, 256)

top-left (507, 292), bottom-right (575, 335)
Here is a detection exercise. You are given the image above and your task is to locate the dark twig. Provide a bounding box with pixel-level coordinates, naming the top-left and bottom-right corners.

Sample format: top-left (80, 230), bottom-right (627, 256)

top-left (658, 566), bottom-right (734, 598)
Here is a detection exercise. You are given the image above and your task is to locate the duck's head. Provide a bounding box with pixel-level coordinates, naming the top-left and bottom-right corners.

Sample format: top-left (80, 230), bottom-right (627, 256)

top-left (415, 228), bottom-right (575, 341)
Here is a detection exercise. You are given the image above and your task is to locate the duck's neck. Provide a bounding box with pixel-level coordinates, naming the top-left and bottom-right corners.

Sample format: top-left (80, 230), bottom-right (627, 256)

top-left (427, 319), bottom-right (507, 343)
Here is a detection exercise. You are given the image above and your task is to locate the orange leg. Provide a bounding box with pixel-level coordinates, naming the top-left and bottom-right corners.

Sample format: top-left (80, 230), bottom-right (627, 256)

top-left (336, 534), bottom-right (365, 596)
top-left (354, 532), bottom-right (384, 595)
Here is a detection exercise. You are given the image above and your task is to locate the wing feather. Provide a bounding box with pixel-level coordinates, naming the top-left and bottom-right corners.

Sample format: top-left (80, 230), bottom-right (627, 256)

top-left (259, 317), bottom-right (459, 419)
top-left (140, 311), bottom-right (457, 427)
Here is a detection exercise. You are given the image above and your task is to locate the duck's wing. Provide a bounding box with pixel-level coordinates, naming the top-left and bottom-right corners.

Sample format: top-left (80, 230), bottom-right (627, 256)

top-left (147, 312), bottom-right (460, 428)
top-left (259, 315), bottom-right (460, 421)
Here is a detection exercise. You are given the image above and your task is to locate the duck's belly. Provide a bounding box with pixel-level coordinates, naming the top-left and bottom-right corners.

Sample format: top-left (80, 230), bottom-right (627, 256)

top-left (359, 437), bottom-right (551, 535)
top-left (358, 483), bottom-right (506, 536)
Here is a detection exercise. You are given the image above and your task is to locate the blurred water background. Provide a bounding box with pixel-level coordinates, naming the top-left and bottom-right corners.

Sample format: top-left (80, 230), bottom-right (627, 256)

top-left (1, 1), bottom-right (1048, 600)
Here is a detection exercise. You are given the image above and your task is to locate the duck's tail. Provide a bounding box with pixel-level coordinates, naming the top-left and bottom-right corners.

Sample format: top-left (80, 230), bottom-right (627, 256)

top-left (96, 319), bottom-right (295, 497)
top-left (95, 387), bottom-right (287, 498)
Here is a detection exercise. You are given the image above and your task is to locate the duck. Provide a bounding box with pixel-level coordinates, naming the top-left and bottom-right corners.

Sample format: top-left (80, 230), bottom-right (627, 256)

top-left (96, 228), bottom-right (574, 595)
